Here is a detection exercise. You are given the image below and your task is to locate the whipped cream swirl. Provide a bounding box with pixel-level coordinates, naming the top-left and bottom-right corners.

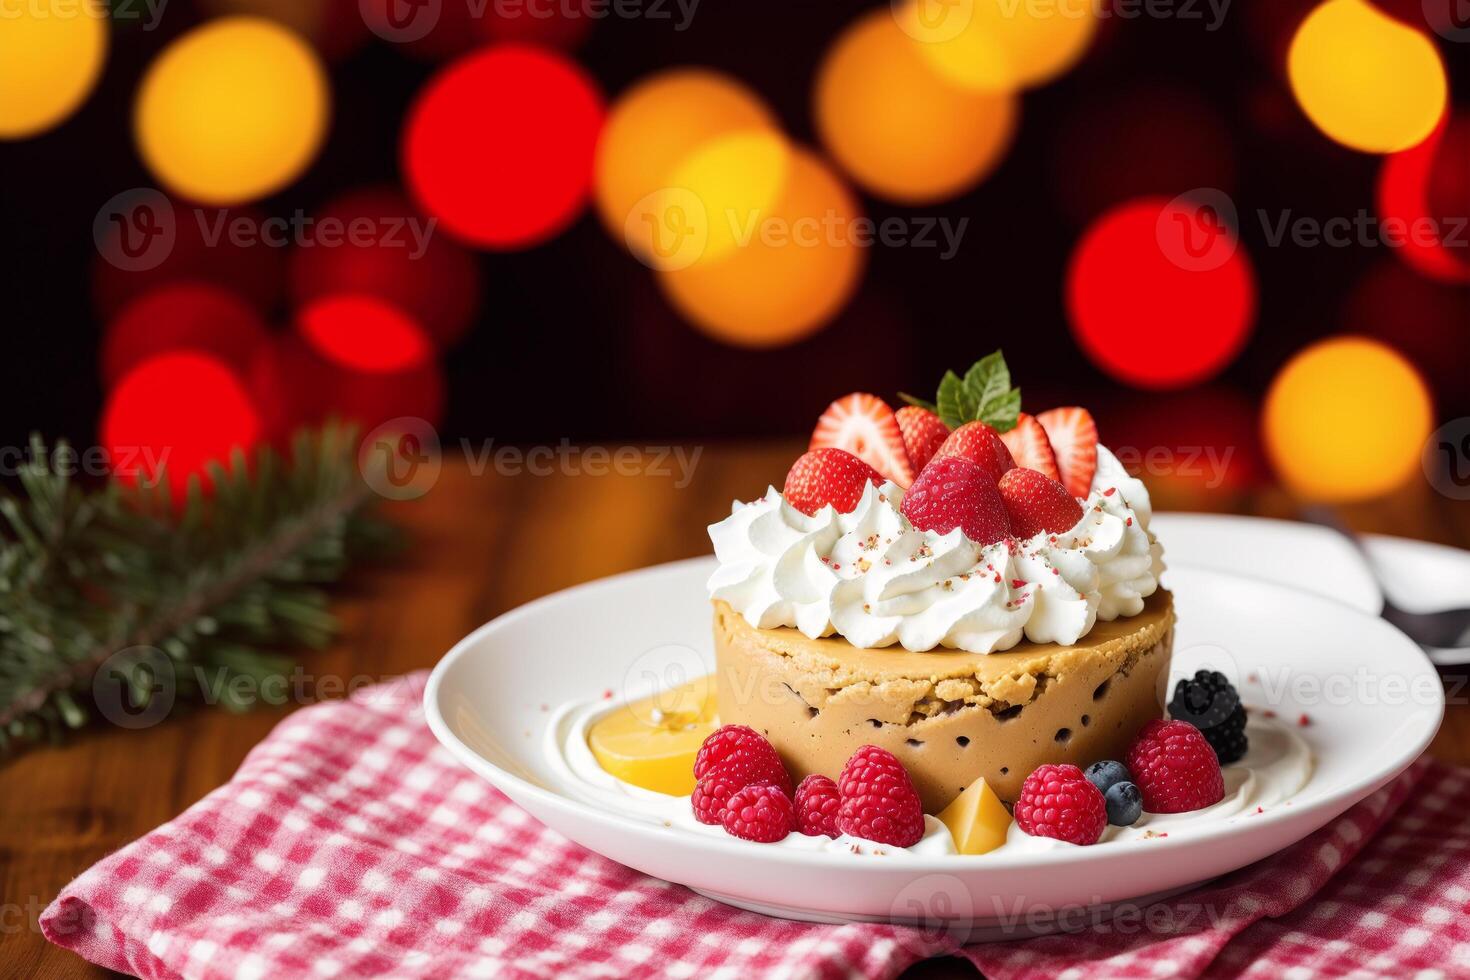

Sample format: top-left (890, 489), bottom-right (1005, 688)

top-left (707, 446), bottom-right (1165, 654)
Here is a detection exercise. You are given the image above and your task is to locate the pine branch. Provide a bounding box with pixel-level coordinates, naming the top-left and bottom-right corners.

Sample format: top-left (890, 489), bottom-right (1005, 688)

top-left (0, 424), bottom-right (401, 752)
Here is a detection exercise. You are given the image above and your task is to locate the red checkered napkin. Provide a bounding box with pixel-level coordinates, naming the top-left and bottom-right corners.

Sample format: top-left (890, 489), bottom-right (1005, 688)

top-left (40, 673), bottom-right (1470, 979)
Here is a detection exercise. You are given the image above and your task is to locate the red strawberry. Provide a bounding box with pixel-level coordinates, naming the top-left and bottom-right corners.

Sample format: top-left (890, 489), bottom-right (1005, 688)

top-left (999, 413), bottom-right (1061, 483)
top-left (895, 406), bottom-right (950, 472)
top-left (783, 449), bottom-right (884, 516)
top-left (900, 456), bottom-right (1010, 546)
top-left (933, 420), bottom-right (1016, 483)
top-left (810, 393), bottom-right (915, 486)
top-left (998, 468), bottom-right (1084, 538)
top-left (1036, 407), bottom-right (1098, 498)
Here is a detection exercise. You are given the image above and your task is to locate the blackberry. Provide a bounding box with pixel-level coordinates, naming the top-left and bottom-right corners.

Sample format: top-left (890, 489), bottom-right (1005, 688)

top-left (1168, 670), bottom-right (1248, 764)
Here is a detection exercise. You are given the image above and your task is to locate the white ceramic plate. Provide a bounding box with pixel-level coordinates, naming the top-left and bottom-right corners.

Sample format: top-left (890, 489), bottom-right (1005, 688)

top-left (1153, 514), bottom-right (1470, 665)
top-left (425, 560), bottom-right (1441, 929)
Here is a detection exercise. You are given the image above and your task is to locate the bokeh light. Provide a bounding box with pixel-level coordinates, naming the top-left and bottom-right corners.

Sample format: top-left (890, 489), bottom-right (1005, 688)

top-left (476, 3), bottom-right (593, 48)
top-left (1287, 0), bottom-right (1447, 154)
top-left (815, 10), bottom-right (1017, 204)
top-left (656, 148), bottom-right (865, 348)
top-left (0, 0), bottom-right (108, 140)
top-left (135, 17), bottom-right (330, 204)
top-left (403, 45), bottom-right (604, 249)
top-left (658, 131), bottom-right (792, 267)
top-left (895, 0), bottom-right (1098, 93)
top-left (201, 0), bottom-right (368, 60)
top-left (102, 352), bottom-right (263, 498)
top-left (102, 284), bottom-right (270, 387)
top-left (1263, 337), bottom-right (1433, 501)
top-left (295, 295), bottom-right (434, 374)
top-left (595, 69), bottom-right (778, 264)
top-left (287, 186), bottom-right (482, 348)
top-left (1066, 197), bottom-right (1257, 390)
top-left (1377, 114), bottom-right (1470, 284)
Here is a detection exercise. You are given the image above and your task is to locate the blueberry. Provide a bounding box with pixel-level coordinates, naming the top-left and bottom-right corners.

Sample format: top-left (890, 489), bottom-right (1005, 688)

top-left (1085, 759), bottom-right (1131, 795)
top-left (1105, 781), bottom-right (1143, 826)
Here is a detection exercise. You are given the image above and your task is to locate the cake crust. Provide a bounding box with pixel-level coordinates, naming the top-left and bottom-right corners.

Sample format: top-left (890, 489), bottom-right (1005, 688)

top-left (713, 591), bottom-right (1174, 812)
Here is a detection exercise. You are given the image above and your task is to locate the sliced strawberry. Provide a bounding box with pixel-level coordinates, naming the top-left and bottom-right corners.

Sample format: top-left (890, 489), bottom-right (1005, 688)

top-left (783, 449), bottom-right (884, 516)
top-left (1036, 407), bottom-right (1098, 498)
top-left (895, 406), bottom-right (950, 472)
top-left (998, 468), bottom-right (1084, 538)
top-left (900, 456), bottom-right (1010, 546)
top-left (933, 420), bottom-right (1015, 484)
top-left (810, 393), bottom-right (915, 486)
top-left (999, 413), bottom-right (1060, 483)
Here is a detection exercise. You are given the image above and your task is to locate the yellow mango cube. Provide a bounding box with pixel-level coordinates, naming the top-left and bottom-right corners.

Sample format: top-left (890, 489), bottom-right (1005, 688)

top-left (587, 674), bottom-right (717, 796)
top-left (937, 776), bottom-right (1012, 855)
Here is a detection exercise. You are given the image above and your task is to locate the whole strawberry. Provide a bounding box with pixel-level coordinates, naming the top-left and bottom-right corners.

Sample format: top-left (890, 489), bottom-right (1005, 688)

top-left (783, 449), bottom-right (884, 516)
top-left (896, 406), bottom-right (951, 472)
top-left (794, 773), bottom-right (841, 837)
top-left (1126, 719), bottom-right (1226, 814)
top-left (721, 784), bottom-right (795, 843)
top-left (998, 468), bottom-right (1084, 538)
top-left (1014, 763), bottom-right (1107, 845)
top-left (900, 456), bottom-right (1010, 546)
top-left (933, 420), bottom-right (1015, 484)
top-left (836, 745), bottom-right (926, 847)
top-left (693, 725), bottom-right (792, 796)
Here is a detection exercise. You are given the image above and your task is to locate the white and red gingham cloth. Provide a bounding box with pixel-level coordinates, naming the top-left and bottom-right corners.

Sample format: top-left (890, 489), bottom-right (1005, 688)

top-left (41, 672), bottom-right (1470, 979)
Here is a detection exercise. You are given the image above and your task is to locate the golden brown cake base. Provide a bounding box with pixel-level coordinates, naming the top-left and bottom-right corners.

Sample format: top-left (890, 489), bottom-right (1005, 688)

top-left (713, 591), bottom-right (1174, 812)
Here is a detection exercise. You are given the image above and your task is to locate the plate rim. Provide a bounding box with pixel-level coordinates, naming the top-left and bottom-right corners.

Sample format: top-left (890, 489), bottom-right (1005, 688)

top-left (424, 558), bottom-right (1443, 873)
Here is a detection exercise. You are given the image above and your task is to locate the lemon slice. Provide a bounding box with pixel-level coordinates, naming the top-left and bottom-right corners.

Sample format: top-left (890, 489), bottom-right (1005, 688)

top-left (587, 674), bottom-right (717, 796)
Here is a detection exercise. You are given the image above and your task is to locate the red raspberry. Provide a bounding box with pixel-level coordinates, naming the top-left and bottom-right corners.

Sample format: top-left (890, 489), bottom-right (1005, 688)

top-left (721, 784), bottom-right (795, 842)
top-left (692, 774), bottom-right (743, 825)
top-left (693, 725), bottom-right (792, 796)
top-left (836, 746), bottom-right (926, 847)
top-left (1015, 764), bottom-right (1107, 845)
top-left (1126, 719), bottom-right (1225, 813)
top-left (794, 774), bottom-right (841, 837)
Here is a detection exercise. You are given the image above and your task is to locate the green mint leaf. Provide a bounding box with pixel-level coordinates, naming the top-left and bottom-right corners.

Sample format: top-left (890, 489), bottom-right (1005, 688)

top-left (935, 371), bottom-right (976, 429)
top-left (978, 388), bottom-right (1021, 432)
top-left (961, 350), bottom-right (1021, 432)
top-left (898, 392), bottom-right (938, 413)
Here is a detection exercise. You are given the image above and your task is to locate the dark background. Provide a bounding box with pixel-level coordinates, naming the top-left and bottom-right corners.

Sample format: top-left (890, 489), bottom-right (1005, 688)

top-left (3, 0), bottom-right (1467, 457)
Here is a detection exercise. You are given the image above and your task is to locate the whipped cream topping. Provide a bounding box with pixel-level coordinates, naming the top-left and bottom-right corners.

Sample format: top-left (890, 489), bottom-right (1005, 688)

top-left (707, 446), bottom-right (1164, 654)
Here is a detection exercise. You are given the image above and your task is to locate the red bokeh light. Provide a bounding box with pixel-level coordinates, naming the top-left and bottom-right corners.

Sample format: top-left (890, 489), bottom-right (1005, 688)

top-left (402, 45), bottom-right (605, 249)
top-left (101, 352), bottom-right (262, 498)
top-left (93, 202), bottom-right (285, 321)
top-left (296, 295), bottom-right (435, 374)
top-left (1101, 386), bottom-right (1265, 501)
top-left (288, 186), bottom-right (481, 348)
top-left (1377, 113), bottom-right (1470, 285)
top-left (1066, 197), bottom-right (1257, 390)
top-left (249, 334), bottom-right (445, 438)
top-left (102, 283), bottom-right (271, 387)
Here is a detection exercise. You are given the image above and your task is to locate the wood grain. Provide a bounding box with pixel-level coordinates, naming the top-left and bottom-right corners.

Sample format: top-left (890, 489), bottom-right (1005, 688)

top-left (2, 446), bottom-right (1466, 979)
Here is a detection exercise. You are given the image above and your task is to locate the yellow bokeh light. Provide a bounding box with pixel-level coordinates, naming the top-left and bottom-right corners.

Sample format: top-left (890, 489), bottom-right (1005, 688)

top-left (815, 10), bottom-right (1017, 204)
top-left (896, 0), bottom-right (1097, 92)
top-left (0, 0), bottom-right (109, 140)
top-left (657, 148), bottom-right (865, 348)
top-left (1287, 0), bottom-right (1447, 154)
top-left (1264, 337), bottom-right (1433, 502)
top-left (135, 17), bottom-right (330, 205)
top-left (595, 70), bottom-right (779, 264)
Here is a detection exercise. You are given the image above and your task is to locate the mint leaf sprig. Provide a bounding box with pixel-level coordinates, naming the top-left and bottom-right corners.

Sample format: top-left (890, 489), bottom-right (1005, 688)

top-left (900, 350), bottom-right (1022, 432)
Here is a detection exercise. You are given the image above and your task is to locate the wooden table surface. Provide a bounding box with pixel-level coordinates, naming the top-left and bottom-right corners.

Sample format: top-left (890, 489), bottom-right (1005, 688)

top-left (4, 444), bottom-right (1469, 978)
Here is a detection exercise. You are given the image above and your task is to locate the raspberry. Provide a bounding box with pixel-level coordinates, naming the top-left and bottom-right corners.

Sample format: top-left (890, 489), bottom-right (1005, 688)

top-left (794, 774), bottom-right (841, 837)
top-left (721, 784), bottom-right (795, 842)
top-left (1014, 764), bottom-right (1107, 845)
top-left (692, 774), bottom-right (743, 825)
top-left (1168, 670), bottom-right (1249, 764)
top-left (836, 746), bottom-right (925, 847)
top-left (1126, 719), bottom-right (1226, 814)
top-left (693, 725), bottom-right (792, 796)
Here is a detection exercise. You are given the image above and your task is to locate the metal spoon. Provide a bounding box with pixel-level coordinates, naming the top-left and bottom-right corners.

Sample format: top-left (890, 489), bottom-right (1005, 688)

top-left (1301, 506), bottom-right (1470, 650)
